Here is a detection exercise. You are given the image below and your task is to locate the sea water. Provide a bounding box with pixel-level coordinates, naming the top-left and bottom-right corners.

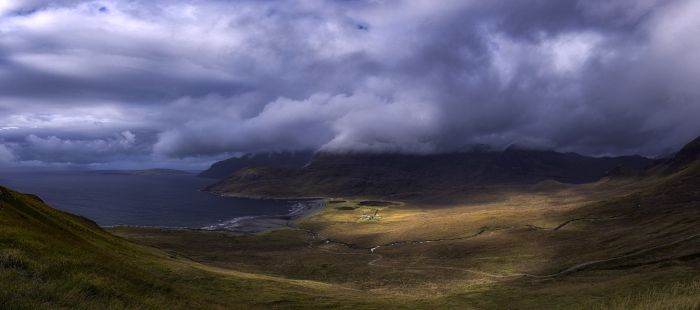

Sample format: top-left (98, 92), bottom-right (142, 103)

top-left (0, 170), bottom-right (291, 228)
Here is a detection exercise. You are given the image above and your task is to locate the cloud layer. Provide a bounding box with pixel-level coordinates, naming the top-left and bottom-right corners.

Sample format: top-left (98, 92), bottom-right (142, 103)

top-left (1, 0), bottom-right (700, 167)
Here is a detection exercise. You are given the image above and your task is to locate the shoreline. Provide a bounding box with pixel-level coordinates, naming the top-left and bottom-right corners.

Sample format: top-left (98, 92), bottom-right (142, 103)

top-left (105, 199), bottom-right (326, 234)
top-left (202, 199), bottom-right (326, 233)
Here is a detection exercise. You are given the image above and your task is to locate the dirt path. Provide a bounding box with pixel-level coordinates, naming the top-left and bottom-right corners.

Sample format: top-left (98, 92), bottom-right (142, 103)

top-left (288, 200), bottom-right (698, 279)
top-left (366, 233), bottom-right (700, 279)
top-left (298, 219), bottom-right (699, 279)
top-left (300, 211), bottom-right (630, 253)
top-left (521, 233), bottom-right (700, 278)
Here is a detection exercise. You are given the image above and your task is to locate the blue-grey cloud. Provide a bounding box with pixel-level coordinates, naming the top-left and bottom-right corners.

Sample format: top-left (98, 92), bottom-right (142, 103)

top-left (0, 0), bottom-right (699, 167)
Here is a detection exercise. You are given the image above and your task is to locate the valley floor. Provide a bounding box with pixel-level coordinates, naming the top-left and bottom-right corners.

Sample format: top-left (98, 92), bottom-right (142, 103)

top-left (111, 174), bottom-right (700, 309)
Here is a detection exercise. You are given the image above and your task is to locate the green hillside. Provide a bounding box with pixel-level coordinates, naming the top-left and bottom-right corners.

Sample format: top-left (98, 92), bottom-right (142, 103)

top-left (0, 186), bottom-right (393, 309)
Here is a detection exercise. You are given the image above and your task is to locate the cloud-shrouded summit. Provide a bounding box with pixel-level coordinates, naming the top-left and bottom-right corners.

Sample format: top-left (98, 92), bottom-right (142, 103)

top-left (1, 0), bottom-right (700, 168)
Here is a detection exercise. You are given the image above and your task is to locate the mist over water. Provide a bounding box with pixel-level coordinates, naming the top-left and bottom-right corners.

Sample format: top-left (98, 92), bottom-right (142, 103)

top-left (0, 170), bottom-right (291, 228)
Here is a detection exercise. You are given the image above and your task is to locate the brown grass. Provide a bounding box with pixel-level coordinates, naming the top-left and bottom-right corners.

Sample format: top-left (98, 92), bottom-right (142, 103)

top-left (111, 173), bottom-right (700, 308)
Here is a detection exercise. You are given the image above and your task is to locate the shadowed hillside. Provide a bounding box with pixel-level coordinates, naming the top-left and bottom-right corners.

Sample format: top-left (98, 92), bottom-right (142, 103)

top-left (207, 148), bottom-right (653, 199)
top-left (646, 135), bottom-right (700, 175)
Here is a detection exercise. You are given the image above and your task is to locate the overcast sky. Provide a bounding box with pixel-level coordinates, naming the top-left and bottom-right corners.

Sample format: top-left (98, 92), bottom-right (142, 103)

top-left (1, 0), bottom-right (700, 168)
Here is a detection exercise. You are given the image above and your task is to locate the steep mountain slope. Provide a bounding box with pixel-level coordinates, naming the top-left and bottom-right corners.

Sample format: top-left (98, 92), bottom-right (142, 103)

top-left (207, 148), bottom-right (653, 199)
top-left (646, 135), bottom-right (700, 175)
top-left (198, 151), bottom-right (314, 179)
top-left (670, 135), bottom-right (700, 168)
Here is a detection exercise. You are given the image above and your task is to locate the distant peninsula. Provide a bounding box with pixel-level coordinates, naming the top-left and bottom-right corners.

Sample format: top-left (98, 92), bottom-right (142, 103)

top-left (96, 168), bottom-right (194, 176)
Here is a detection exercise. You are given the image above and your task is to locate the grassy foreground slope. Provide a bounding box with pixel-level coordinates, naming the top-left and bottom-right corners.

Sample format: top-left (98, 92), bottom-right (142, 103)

top-left (0, 186), bottom-right (397, 309)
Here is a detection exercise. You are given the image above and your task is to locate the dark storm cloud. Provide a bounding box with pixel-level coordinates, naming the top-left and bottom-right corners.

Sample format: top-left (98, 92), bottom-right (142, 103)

top-left (1, 0), bottom-right (699, 167)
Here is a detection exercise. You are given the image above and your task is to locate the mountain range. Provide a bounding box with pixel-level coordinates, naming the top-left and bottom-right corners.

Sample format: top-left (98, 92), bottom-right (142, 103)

top-left (205, 146), bottom-right (655, 199)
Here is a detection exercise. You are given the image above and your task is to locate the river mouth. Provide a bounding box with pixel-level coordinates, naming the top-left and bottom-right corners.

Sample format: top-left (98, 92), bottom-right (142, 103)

top-left (0, 170), bottom-right (294, 228)
top-left (201, 199), bottom-right (326, 233)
